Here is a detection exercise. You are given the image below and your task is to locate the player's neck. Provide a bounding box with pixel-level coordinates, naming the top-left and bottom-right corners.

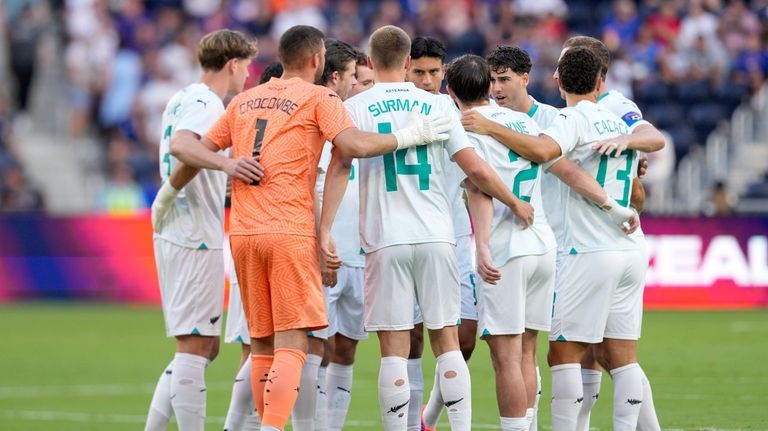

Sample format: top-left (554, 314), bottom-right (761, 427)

top-left (513, 94), bottom-right (534, 114)
top-left (565, 92), bottom-right (598, 107)
top-left (281, 68), bottom-right (317, 84)
top-left (372, 69), bottom-right (406, 84)
top-left (458, 99), bottom-right (489, 112)
top-left (597, 81), bottom-right (609, 97)
top-left (201, 71), bottom-right (229, 101)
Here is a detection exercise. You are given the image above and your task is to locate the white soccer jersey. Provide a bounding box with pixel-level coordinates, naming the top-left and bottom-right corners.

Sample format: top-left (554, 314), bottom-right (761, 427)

top-left (542, 100), bottom-right (640, 253)
top-left (155, 83), bottom-right (227, 250)
top-left (438, 94), bottom-right (473, 238)
top-left (597, 90), bottom-right (650, 130)
top-left (318, 143), bottom-right (364, 267)
top-left (470, 105), bottom-right (557, 266)
top-left (526, 96), bottom-right (560, 129)
top-left (343, 82), bottom-right (473, 252)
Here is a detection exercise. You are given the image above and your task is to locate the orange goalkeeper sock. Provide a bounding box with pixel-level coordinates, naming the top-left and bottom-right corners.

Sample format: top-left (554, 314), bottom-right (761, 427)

top-left (250, 354), bottom-right (274, 420)
top-left (261, 348), bottom-right (306, 429)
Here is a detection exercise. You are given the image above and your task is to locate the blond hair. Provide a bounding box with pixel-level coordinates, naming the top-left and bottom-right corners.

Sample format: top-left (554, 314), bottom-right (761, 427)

top-left (368, 25), bottom-right (411, 71)
top-left (198, 29), bottom-right (258, 71)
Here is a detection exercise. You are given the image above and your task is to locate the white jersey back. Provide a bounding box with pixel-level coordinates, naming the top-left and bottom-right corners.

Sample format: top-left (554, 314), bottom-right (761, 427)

top-left (438, 94), bottom-right (472, 238)
top-left (526, 96), bottom-right (560, 129)
top-left (156, 83), bottom-right (227, 250)
top-left (543, 100), bottom-right (639, 253)
top-left (343, 82), bottom-right (473, 252)
top-left (318, 143), bottom-right (364, 267)
top-left (470, 105), bottom-right (557, 266)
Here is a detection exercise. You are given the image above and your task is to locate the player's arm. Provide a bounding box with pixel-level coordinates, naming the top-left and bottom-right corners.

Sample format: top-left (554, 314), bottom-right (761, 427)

top-left (593, 123), bottom-right (665, 156)
top-left (465, 180), bottom-right (501, 284)
top-left (318, 147), bottom-right (351, 273)
top-left (453, 148), bottom-right (534, 227)
top-left (547, 157), bottom-right (639, 233)
top-left (461, 110), bottom-right (561, 163)
top-left (170, 131), bottom-right (264, 182)
top-left (630, 180), bottom-right (645, 214)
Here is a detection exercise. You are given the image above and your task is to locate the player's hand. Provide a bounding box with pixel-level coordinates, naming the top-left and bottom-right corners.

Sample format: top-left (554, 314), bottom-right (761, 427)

top-left (637, 157), bottom-right (649, 179)
top-left (510, 199), bottom-right (535, 228)
top-left (461, 109), bottom-right (494, 135)
top-left (224, 156), bottom-right (264, 183)
top-left (151, 181), bottom-right (179, 232)
top-left (593, 135), bottom-right (630, 157)
top-left (319, 230), bottom-right (342, 271)
top-left (601, 196), bottom-right (637, 234)
top-left (476, 245), bottom-right (501, 285)
top-left (393, 111), bottom-right (451, 149)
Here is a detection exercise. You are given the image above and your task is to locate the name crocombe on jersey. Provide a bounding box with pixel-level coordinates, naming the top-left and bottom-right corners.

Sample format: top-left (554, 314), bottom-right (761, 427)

top-left (156, 83), bottom-right (227, 250)
top-left (542, 100), bottom-right (640, 254)
top-left (343, 82), bottom-right (474, 252)
top-left (468, 105), bottom-right (557, 266)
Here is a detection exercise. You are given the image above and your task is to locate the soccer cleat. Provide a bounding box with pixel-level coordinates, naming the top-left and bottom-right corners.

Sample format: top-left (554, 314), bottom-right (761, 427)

top-left (421, 404), bottom-right (436, 431)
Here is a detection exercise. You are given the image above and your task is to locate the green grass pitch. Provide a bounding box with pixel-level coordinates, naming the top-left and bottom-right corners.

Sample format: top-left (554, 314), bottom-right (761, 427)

top-left (1, 303), bottom-right (766, 430)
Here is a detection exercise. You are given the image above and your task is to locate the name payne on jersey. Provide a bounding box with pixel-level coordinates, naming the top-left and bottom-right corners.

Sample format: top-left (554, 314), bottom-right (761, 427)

top-left (368, 98), bottom-right (433, 117)
top-left (239, 96), bottom-right (299, 115)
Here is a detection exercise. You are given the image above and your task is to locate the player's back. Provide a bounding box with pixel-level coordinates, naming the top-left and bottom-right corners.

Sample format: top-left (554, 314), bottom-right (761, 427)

top-left (343, 82), bottom-right (472, 252)
top-left (469, 105), bottom-right (556, 266)
top-left (209, 77), bottom-right (354, 238)
top-left (544, 100), bottom-right (639, 253)
top-left (157, 83), bottom-right (227, 249)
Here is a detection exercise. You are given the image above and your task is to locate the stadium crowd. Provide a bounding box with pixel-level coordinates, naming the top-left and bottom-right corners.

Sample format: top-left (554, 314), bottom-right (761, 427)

top-left (2, 0), bottom-right (768, 213)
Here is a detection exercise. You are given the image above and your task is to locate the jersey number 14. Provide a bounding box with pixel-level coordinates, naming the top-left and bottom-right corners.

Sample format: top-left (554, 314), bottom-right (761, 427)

top-left (378, 122), bottom-right (432, 192)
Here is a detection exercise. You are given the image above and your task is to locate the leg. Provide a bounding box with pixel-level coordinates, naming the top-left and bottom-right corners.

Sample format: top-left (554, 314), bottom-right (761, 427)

top-left (487, 334), bottom-right (528, 430)
top-left (291, 336), bottom-right (324, 430)
top-left (601, 338), bottom-right (647, 431)
top-left (315, 338), bottom-right (330, 430)
top-left (378, 330), bottom-right (412, 431)
top-left (258, 329), bottom-right (309, 430)
top-left (548, 340), bottom-right (589, 431)
top-left (428, 326), bottom-right (472, 431)
top-left (458, 319), bottom-right (477, 362)
top-left (407, 323), bottom-right (425, 431)
top-left (224, 343), bottom-right (260, 431)
top-left (327, 334), bottom-right (359, 431)
top-left (575, 346), bottom-right (603, 431)
top-left (171, 335), bottom-right (218, 431)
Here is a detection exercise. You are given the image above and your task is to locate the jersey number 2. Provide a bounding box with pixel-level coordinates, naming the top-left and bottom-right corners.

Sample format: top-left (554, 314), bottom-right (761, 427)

top-left (508, 150), bottom-right (538, 202)
top-left (378, 122), bottom-right (432, 192)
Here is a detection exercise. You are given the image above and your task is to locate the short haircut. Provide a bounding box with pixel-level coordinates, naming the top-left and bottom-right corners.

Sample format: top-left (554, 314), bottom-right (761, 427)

top-left (197, 29), bottom-right (258, 71)
top-left (368, 25), bottom-right (411, 70)
top-left (354, 48), bottom-right (368, 67)
top-left (410, 36), bottom-right (447, 62)
top-left (486, 45), bottom-right (532, 75)
top-left (278, 25), bottom-right (325, 69)
top-left (258, 62), bottom-right (283, 84)
top-left (563, 36), bottom-right (610, 79)
top-left (557, 46), bottom-right (602, 95)
top-left (445, 54), bottom-right (491, 104)
top-left (321, 39), bottom-right (359, 85)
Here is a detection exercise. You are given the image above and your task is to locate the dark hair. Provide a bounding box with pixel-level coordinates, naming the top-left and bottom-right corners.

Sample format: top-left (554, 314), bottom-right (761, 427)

top-left (486, 45), bottom-right (532, 75)
top-left (410, 36), bottom-right (447, 62)
top-left (354, 48), bottom-right (368, 66)
top-left (562, 36), bottom-right (610, 79)
top-left (369, 25), bottom-right (411, 70)
top-left (557, 46), bottom-right (602, 95)
top-left (278, 25), bottom-right (325, 69)
top-left (258, 62), bottom-right (283, 84)
top-left (445, 54), bottom-right (491, 104)
top-left (197, 29), bottom-right (258, 71)
top-left (321, 39), bottom-right (359, 85)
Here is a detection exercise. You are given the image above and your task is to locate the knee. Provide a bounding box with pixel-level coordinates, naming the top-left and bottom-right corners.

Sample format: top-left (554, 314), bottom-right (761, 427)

top-left (459, 337), bottom-right (476, 361)
top-left (408, 328), bottom-right (424, 359)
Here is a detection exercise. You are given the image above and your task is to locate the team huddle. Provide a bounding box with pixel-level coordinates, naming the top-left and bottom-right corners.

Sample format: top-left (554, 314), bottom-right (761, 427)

top-left (146, 23), bottom-right (665, 431)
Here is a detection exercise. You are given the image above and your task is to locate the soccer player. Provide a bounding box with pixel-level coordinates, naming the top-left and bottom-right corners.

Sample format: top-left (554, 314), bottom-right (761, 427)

top-left (170, 25), bottom-right (453, 431)
top-left (313, 43), bottom-right (372, 431)
top-left (319, 25), bottom-right (535, 431)
top-left (146, 29), bottom-right (259, 431)
top-left (291, 39), bottom-right (360, 431)
top-left (406, 36), bottom-right (478, 431)
top-left (558, 35), bottom-right (664, 431)
top-left (222, 63), bottom-right (285, 431)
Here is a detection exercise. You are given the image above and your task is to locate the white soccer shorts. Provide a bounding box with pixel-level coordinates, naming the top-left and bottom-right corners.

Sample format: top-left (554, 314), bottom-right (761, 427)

top-left (365, 242), bottom-right (460, 331)
top-left (477, 250), bottom-right (556, 337)
top-left (457, 234), bottom-right (478, 321)
top-left (225, 256), bottom-right (250, 345)
top-left (154, 238), bottom-right (224, 337)
top-left (326, 265), bottom-right (368, 340)
top-left (549, 247), bottom-right (648, 344)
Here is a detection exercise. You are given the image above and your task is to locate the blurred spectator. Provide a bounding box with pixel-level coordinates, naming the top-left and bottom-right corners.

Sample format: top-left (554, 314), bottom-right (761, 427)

top-left (678, 0), bottom-right (719, 50)
top-left (685, 35), bottom-right (727, 84)
top-left (602, 0), bottom-right (642, 47)
top-left (8, 3), bottom-right (44, 113)
top-left (96, 162), bottom-right (147, 214)
top-left (704, 180), bottom-right (736, 215)
top-left (631, 22), bottom-right (665, 82)
top-left (511, 0), bottom-right (567, 18)
top-left (718, 0), bottom-right (760, 56)
top-left (731, 33), bottom-right (768, 91)
top-left (646, 0), bottom-right (682, 48)
top-left (0, 164), bottom-right (45, 212)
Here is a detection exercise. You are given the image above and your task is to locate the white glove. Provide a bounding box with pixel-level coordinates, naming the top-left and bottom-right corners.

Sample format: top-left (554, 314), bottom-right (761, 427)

top-left (393, 111), bottom-right (451, 150)
top-left (151, 181), bottom-right (179, 232)
top-left (601, 196), bottom-right (635, 227)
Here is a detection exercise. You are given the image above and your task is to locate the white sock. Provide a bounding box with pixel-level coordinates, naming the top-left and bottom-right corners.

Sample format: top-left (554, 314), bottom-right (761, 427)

top-left (406, 358), bottom-right (423, 431)
top-left (170, 353), bottom-right (208, 431)
top-left (637, 368), bottom-right (661, 431)
top-left (551, 363), bottom-right (582, 431)
top-left (501, 416), bottom-right (531, 431)
top-left (315, 365), bottom-right (328, 430)
top-left (610, 363), bottom-right (644, 431)
top-left (292, 353), bottom-right (322, 431)
top-left (223, 356), bottom-right (258, 431)
top-left (379, 356), bottom-right (410, 431)
top-left (260, 426), bottom-right (280, 431)
top-left (530, 366), bottom-right (541, 431)
top-left (326, 363), bottom-right (354, 431)
top-left (145, 361), bottom-right (173, 431)
top-left (242, 410), bottom-right (262, 431)
top-left (422, 364), bottom-right (442, 428)
top-left (576, 369), bottom-right (602, 431)
top-left (437, 350), bottom-right (472, 431)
